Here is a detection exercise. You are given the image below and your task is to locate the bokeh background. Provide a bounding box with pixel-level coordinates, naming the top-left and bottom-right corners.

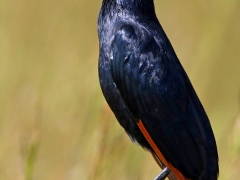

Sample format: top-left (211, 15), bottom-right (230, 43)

top-left (1, 0), bottom-right (240, 179)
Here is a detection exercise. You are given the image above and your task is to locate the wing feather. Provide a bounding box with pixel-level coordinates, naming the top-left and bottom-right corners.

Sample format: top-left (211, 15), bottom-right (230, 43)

top-left (111, 24), bottom-right (209, 178)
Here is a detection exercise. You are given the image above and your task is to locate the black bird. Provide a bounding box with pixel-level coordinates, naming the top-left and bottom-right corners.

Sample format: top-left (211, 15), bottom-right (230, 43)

top-left (97, 0), bottom-right (219, 179)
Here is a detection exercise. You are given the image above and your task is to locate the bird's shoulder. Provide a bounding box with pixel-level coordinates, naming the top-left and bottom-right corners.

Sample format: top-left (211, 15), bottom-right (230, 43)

top-left (112, 19), bottom-right (163, 53)
top-left (111, 20), bottom-right (186, 95)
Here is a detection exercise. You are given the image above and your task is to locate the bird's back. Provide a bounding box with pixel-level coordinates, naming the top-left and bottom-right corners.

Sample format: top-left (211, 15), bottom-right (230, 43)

top-left (98, 1), bottom-right (218, 179)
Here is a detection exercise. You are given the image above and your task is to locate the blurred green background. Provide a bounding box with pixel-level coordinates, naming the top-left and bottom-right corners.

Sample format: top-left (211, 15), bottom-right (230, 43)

top-left (0, 0), bottom-right (240, 179)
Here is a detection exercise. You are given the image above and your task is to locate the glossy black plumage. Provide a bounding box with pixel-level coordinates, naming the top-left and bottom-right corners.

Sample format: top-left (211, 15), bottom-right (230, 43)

top-left (97, 0), bottom-right (219, 179)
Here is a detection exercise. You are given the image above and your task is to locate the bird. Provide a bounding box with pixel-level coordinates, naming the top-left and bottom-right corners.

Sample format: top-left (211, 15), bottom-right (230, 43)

top-left (97, 0), bottom-right (219, 179)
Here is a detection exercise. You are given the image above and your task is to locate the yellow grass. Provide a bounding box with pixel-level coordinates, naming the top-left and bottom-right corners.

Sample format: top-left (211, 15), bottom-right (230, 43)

top-left (0, 0), bottom-right (240, 179)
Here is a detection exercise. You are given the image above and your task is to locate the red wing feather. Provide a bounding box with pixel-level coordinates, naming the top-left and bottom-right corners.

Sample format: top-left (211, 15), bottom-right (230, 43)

top-left (137, 120), bottom-right (190, 180)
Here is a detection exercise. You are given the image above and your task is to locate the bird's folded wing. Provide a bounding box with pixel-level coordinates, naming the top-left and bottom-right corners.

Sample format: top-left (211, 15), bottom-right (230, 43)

top-left (110, 24), bottom-right (207, 178)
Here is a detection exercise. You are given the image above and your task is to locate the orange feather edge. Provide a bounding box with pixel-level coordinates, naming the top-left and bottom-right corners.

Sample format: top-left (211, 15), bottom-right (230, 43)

top-left (137, 120), bottom-right (189, 180)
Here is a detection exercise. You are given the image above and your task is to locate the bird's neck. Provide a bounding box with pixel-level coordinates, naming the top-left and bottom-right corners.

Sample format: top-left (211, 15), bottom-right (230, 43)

top-left (100, 0), bottom-right (156, 18)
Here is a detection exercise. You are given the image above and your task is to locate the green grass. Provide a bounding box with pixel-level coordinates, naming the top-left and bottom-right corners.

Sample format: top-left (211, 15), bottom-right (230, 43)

top-left (0, 0), bottom-right (240, 179)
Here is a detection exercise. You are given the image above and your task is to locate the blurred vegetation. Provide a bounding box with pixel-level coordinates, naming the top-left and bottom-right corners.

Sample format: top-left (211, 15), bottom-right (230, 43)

top-left (0, 0), bottom-right (240, 179)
